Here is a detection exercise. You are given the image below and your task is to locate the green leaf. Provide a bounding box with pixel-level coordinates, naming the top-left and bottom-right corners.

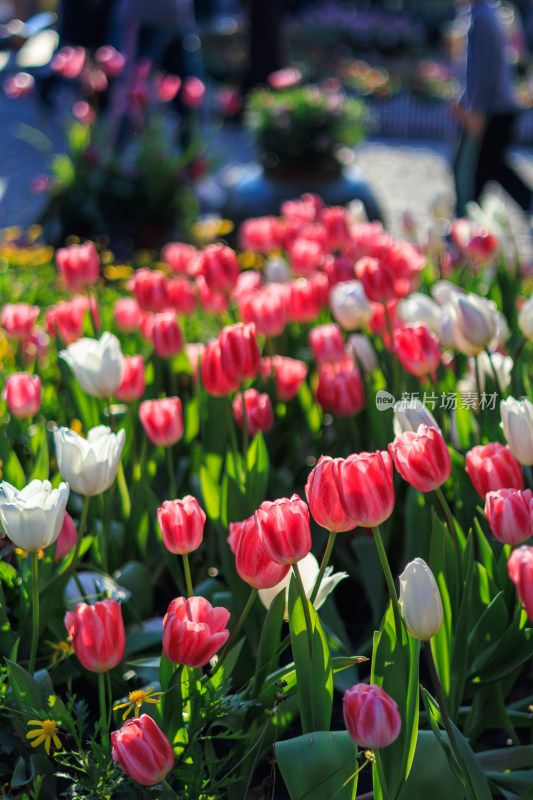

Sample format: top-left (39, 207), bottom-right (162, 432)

top-left (276, 731), bottom-right (358, 800)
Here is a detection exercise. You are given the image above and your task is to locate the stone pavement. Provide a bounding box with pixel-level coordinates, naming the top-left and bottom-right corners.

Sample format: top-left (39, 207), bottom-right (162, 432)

top-left (1, 89), bottom-right (533, 261)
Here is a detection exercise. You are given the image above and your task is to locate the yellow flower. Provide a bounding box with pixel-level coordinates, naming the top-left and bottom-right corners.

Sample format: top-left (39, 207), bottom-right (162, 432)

top-left (113, 687), bottom-right (165, 720)
top-left (26, 720), bottom-right (61, 755)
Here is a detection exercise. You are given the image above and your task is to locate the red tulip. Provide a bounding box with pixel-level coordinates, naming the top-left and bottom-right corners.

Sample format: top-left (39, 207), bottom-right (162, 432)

top-left (200, 243), bottom-right (240, 294)
top-left (389, 424), bottom-right (451, 493)
top-left (115, 355), bottom-right (146, 402)
top-left (255, 494), bottom-right (312, 565)
top-left (157, 496), bottom-right (206, 554)
top-left (337, 450), bottom-right (394, 527)
top-left (232, 389), bottom-right (274, 438)
top-left (309, 323), bottom-right (345, 364)
top-left (139, 397), bottom-right (183, 447)
top-left (1, 303), bottom-right (39, 341)
top-left (465, 442), bottom-right (524, 498)
top-left (152, 312), bottom-right (184, 358)
top-left (201, 340), bottom-right (240, 396)
top-left (230, 515), bottom-right (290, 589)
top-left (162, 596), bottom-right (230, 667)
top-left (218, 323), bottom-right (261, 384)
top-left (112, 715), bottom-right (174, 787)
top-left (2, 372), bottom-right (41, 418)
top-left (393, 323), bottom-right (441, 377)
top-left (56, 241), bottom-right (100, 292)
top-left (64, 599), bottom-right (125, 672)
top-left (305, 456), bottom-right (355, 532)
top-left (343, 684), bottom-right (401, 749)
top-left (485, 488), bottom-right (533, 545)
top-left (507, 545), bottom-right (533, 620)
top-left (315, 355), bottom-right (365, 418)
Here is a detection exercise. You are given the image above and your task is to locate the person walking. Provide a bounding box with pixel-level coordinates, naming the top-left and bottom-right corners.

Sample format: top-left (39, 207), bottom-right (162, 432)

top-left (453, 0), bottom-right (533, 218)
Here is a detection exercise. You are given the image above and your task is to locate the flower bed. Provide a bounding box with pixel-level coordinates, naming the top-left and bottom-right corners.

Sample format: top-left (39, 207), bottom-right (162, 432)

top-left (0, 193), bottom-right (532, 799)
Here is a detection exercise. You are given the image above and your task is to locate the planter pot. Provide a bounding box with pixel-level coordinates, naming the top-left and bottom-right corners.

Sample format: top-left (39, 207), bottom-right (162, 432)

top-left (210, 159), bottom-right (382, 229)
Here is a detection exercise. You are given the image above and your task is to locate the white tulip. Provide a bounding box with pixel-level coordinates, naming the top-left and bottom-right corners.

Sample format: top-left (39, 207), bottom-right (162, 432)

top-left (397, 293), bottom-right (441, 334)
top-left (519, 296), bottom-right (533, 340)
top-left (330, 280), bottom-right (372, 331)
top-left (347, 333), bottom-right (378, 374)
top-left (500, 397), bottom-right (533, 466)
top-left (54, 425), bottom-right (126, 496)
top-left (259, 552), bottom-right (347, 619)
top-left (393, 398), bottom-right (440, 437)
top-left (399, 558), bottom-right (443, 641)
top-left (60, 331), bottom-right (124, 398)
top-left (0, 479), bottom-right (69, 552)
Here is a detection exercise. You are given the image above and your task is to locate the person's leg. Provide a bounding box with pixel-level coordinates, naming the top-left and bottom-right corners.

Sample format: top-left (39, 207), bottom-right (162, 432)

top-left (475, 113), bottom-right (532, 212)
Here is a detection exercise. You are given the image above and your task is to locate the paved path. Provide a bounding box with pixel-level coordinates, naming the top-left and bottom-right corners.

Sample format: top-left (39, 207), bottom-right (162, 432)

top-left (1, 90), bottom-right (532, 262)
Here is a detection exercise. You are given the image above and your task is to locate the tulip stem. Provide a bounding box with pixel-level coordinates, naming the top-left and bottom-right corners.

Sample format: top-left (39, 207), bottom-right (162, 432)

top-left (310, 529), bottom-right (338, 605)
top-left (182, 553), bottom-right (193, 598)
top-left (424, 644), bottom-right (476, 799)
top-left (371, 526), bottom-right (403, 646)
top-left (292, 561), bottom-right (313, 655)
top-left (434, 486), bottom-right (461, 578)
top-left (98, 672), bottom-right (107, 734)
top-left (28, 551), bottom-right (39, 675)
top-left (166, 446), bottom-right (176, 499)
top-left (213, 587), bottom-right (258, 676)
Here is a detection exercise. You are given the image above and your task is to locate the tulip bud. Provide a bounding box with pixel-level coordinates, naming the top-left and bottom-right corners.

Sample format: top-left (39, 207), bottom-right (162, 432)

top-left (255, 494), bottom-right (312, 565)
top-left (507, 545), bottom-right (533, 620)
top-left (500, 397), bottom-right (533, 466)
top-left (343, 684), bottom-right (401, 749)
top-left (330, 280), bottom-right (372, 331)
top-left (484, 488), bottom-right (533, 545)
top-left (157, 496), bottom-right (206, 554)
top-left (0, 479), bottom-right (69, 552)
top-left (139, 397), bottom-right (183, 448)
top-left (465, 442), bottom-right (524, 497)
top-left (393, 398), bottom-right (440, 437)
top-left (388, 424), bottom-right (451, 493)
top-left (398, 558), bottom-right (443, 640)
top-left (60, 332), bottom-right (124, 398)
top-left (64, 598), bottom-right (126, 672)
top-left (162, 596), bottom-right (230, 668)
top-left (2, 372), bottom-right (42, 418)
top-left (112, 715), bottom-right (175, 787)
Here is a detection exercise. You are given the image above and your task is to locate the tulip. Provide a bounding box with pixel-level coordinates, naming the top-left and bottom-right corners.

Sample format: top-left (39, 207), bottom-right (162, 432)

top-left (309, 323), bottom-right (345, 364)
top-left (232, 389), bottom-right (274, 438)
top-left (115, 355), bottom-right (146, 402)
top-left (201, 340), bottom-right (240, 397)
top-left (229, 515), bottom-right (291, 589)
top-left (2, 373), bottom-right (42, 418)
top-left (54, 510), bottom-right (78, 561)
top-left (465, 442), bottom-right (524, 497)
top-left (54, 425), bottom-right (126, 496)
top-left (0, 479), bottom-right (69, 551)
top-left (254, 494), bottom-right (312, 565)
top-left (398, 558), bottom-right (443, 640)
top-left (393, 323), bottom-right (441, 377)
top-left (56, 241), bottom-right (100, 291)
top-left (330, 280), bottom-right (372, 330)
top-left (219, 323), bottom-right (261, 384)
top-left (112, 715), bottom-right (175, 787)
top-left (200, 243), bottom-right (240, 294)
top-left (316, 356), bottom-right (365, 418)
top-left (347, 333), bottom-right (378, 375)
top-left (393, 398), bottom-right (439, 437)
top-left (1, 303), bottom-right (39, 341)
top-left (507, 546), bottom-right (533, 620)
top-left (162, 595), bottom-right (230, 667)
top-left (389, 424), bottom-right (451, 493)
top-left (64, 599), bottom-right (125, 672)
top-left (485, 488), bottom-right (533, 545)
top-left (518, 295), bottom-right (533, 340)
top-left (397, 292), bottom-right (441, 333)
top-left (269, 356), bottom-right (308, 401)
top-left (343, 684), bottom-right (401, 749)
top-left (305, 456), bottom-right (355, 533)
top-left (113, 298), bottom-right (142, 333)
top-left (129, 268), bottom-right (168, 312)
top-left (501, 397), bottom-right (533, 466)
top-left (139, 398), bottom-right (183, 447)
top-left (258, 552), bottom-right (348, 617)
top-left (337, 450), bottom-right (394, 528)
top-left (60, 332), bottom-right (124, 398)
top-left (157, 496), bottom-right (206, 555)
top-left (151, 312), bottom-right (184, 359)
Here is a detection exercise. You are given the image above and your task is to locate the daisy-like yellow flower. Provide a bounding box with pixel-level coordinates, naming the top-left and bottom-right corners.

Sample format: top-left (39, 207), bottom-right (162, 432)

top-left (26, 720), bottom-right (61, 755)
top-left (113, 687), bottom-right (165, 720)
